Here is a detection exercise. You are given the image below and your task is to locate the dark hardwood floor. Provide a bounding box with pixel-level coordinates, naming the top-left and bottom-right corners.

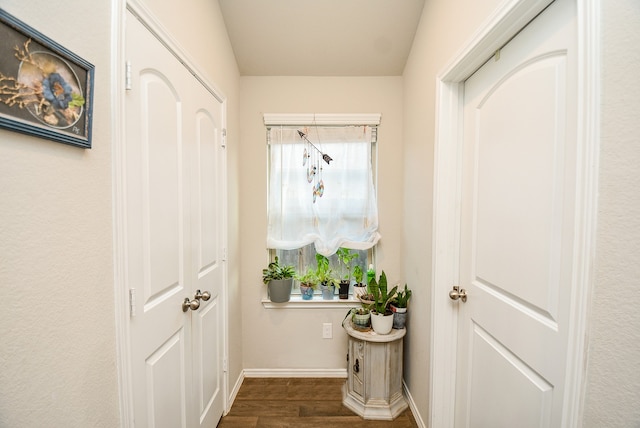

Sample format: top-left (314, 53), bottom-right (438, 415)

top-left (217, 377), bottom-right (419, 428)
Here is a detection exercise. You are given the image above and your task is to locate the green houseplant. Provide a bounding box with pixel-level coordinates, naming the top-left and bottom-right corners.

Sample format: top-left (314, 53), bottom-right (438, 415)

top-left (336, 247), bottom-right (359, 299)
top-left (391, 284), bottom-right (412, 329)
top-left (367, 270), bottom-right (398, 334)
top-left (352, 265), bottom-right (367, 300)
top-left (262, 256), bottom-right (296, 303)
top-left (315, 253), bottom-right (338, 300)
top-left (357, 265), bottom-right (377, 304)
top-left (296, 268), bottom-right (318, 300)
top-left (350, 306), bottom-right (371, 330)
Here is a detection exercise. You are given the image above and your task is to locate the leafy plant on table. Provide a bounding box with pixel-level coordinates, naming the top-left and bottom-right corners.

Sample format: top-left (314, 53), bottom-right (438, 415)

top-left (367, 270), bottom-right (398, 315)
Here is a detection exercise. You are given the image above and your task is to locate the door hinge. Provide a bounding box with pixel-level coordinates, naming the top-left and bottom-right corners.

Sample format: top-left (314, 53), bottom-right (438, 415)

top-left (125, 61), bottom-right (132, 90)
top-left (221, 128), bottom-right (227, 148)
top-left (222, 247), bottom-right (227, 262)
top-left (129, 288), bottom-right (137, 317)
top-left (223, 358), bottom-right (228, 372)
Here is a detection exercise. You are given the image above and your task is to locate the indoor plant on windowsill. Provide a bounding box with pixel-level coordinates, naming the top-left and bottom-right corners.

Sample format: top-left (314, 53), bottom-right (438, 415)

top-left (357, 264), bottom-right (377, 305)
top-left (337, 247), bottom-right (359, 299)
top-left (367, 270), bottom-right (398, 335)
top-left (315, 253), bottom-right (338, 300)
top-left (391, 284), bottom-right (411, 329)
top-left (352, 265), bottom-right (367, 300)
top-left (262, 256), bottom-right (296, 303)
top-left (296, 268), bottom-right (318, 300)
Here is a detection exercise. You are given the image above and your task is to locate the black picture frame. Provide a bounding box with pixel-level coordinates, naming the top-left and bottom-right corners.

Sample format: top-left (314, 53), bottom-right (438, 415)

top-left (0, 9), bottom-right (94, 148)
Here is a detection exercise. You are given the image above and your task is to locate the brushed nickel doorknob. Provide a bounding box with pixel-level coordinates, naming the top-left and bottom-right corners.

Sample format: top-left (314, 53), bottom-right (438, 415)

top-left (182, 297), bottom-right (200, 312)
top-left (195, 289), bottom-right (211, 301)
top-left (449, 285), bottom-right (467, 303)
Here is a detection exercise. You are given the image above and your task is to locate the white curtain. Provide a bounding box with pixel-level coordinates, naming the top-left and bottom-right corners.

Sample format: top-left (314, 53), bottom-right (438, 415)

top-left (267, 125), bottom-right (381, 256)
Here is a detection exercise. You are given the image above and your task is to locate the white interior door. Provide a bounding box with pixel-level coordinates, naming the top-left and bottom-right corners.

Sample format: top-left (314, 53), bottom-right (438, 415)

top-left (125, 11), bottom-right (226, 428)
top-left (187, 67), bottom-right (226, 428)
top-left (455, 1), bottom-right (577, 426)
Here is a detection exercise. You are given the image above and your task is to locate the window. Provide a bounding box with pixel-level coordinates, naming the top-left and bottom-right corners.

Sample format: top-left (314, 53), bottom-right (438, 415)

top-left (265, 114), bottom-right (381, 296)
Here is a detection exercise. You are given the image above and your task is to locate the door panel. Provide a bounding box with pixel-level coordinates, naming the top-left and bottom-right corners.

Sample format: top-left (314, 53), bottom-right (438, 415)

top-left (195, 110), bottom-right (221, 267)
top-left (146, 330), bottom-right (187, 428)
top-left (193, 300), bottom-right (221, 425)
top-left (127, 19), bottom-right (192, 427)
top-left (142, 75), bottom-right (183, 305)
top-left (474, 54), bottom-right (567, 322)
top-left (126, 10), bottom-right (225, 428)
top-left (468, 324), bottom-right (553, 428)
top-left (456, 1), bottom-right (577, 426)
top-left (189, 93), bottom-right (225, 427)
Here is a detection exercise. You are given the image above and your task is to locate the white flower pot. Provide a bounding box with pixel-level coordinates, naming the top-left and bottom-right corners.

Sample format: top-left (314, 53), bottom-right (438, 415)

top-left (370, 311), bottom-right (394, 335)
top-left (353, 284), bottom-right (367, 300)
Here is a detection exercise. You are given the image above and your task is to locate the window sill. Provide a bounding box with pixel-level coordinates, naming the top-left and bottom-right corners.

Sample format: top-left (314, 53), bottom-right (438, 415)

top-left (262, 295), bottom-right (362, 309)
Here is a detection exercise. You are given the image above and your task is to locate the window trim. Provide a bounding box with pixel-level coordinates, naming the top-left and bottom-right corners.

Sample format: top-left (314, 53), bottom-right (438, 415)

top-left (263, 113), bottom-right (381, 308)
top-left (264, 113), bottom-right (381, 126)
top-left (262, 295), bottom-right (362, 309)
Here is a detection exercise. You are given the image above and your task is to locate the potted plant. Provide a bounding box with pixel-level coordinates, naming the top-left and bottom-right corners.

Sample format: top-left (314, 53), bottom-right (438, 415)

top-left (315, 253), bottom-right (338, 300)
top-left (352, 265), bottom-right (367, 300)
top-left (296, 268), bottom-right (318, 300)
top-left (391, 284), bottom-right (411, 329)
top-left (351, 307), bottom-right (371, 330)
top-left (367, 271), bottom-right (398, 334)
top-left (337, 247), bottom-right (359, 299)
top-left (358, 265), bottom-right (377, 305)
top-left (262, 256), bottom-right (296, 303)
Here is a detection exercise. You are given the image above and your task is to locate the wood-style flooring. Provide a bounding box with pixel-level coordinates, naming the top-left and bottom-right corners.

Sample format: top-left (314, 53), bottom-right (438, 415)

top-left (217, 377), bottom-right (419, 428)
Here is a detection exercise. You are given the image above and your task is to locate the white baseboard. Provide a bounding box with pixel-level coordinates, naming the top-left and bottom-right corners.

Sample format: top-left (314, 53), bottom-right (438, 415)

top-left (225, 371), bottom-right (245, 415)
top-left (403, 380), bottom-right (427, 428)
top-left (243, 368), bottom-right (348, 378)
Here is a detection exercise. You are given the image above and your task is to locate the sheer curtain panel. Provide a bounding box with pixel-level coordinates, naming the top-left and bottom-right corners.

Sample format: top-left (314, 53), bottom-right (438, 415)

top-left (267, 125), bottom-right (381, 256)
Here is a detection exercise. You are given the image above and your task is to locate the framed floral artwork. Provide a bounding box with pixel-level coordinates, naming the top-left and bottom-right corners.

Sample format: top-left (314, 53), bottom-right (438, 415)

top-left (0, 9), bottom-right (94, 148)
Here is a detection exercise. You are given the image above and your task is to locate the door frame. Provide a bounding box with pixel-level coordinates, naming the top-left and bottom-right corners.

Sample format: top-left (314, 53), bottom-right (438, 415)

top-left (111, 1), bottom-right (229, 426)
top-left (429, 0), bottom-right (600, 426)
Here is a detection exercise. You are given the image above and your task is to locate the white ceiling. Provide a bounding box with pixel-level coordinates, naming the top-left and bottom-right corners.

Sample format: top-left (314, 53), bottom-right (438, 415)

top-left (218, 0), bottom-right (426, 76)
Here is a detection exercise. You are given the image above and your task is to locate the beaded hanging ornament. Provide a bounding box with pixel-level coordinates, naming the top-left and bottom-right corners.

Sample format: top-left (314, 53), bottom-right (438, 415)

top-left (298, 129), bottom-right (331, 203)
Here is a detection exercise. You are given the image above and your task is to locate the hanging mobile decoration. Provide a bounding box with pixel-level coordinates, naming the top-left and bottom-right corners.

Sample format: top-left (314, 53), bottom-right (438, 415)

top-left (307, 164), bottom-right (316, 183)
top-left (298, 130), bottom-right (332, 203)
top-left (313, 156), bottom-right (322, 202)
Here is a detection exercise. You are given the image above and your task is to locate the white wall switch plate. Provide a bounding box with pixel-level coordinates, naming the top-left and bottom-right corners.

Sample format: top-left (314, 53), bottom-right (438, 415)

top-left (322, 323), bottom-right (332, 339)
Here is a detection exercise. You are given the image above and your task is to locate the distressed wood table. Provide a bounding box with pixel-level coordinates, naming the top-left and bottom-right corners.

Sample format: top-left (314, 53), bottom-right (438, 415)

top-left (342, 318), bottom-right (407, 420)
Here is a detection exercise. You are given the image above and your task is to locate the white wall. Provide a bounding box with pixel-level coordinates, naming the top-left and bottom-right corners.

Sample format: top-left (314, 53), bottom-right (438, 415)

top-left (0, 1), bottom-right (119, 426)
top-left (239, 76), bottom-right (404, 371)
top-left (582, 1), bottom-right (640, 426)
top-left (0, 0), bottom-right (241, 426)
top-left (402, 0), bottom-right (640, 426)
top-left (402, 0), bottom-right (504, 421)
top-left (2, 0), bottom-right (637, 426)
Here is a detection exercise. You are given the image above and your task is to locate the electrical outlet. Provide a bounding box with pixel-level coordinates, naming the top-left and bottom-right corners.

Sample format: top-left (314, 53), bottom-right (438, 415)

top-left (322, 323), bottom-right (332, 339)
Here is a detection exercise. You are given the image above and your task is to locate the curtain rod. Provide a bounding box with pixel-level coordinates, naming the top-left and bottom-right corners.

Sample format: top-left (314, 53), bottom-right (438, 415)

top-left (263, 113), bottom-right (381, 126)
